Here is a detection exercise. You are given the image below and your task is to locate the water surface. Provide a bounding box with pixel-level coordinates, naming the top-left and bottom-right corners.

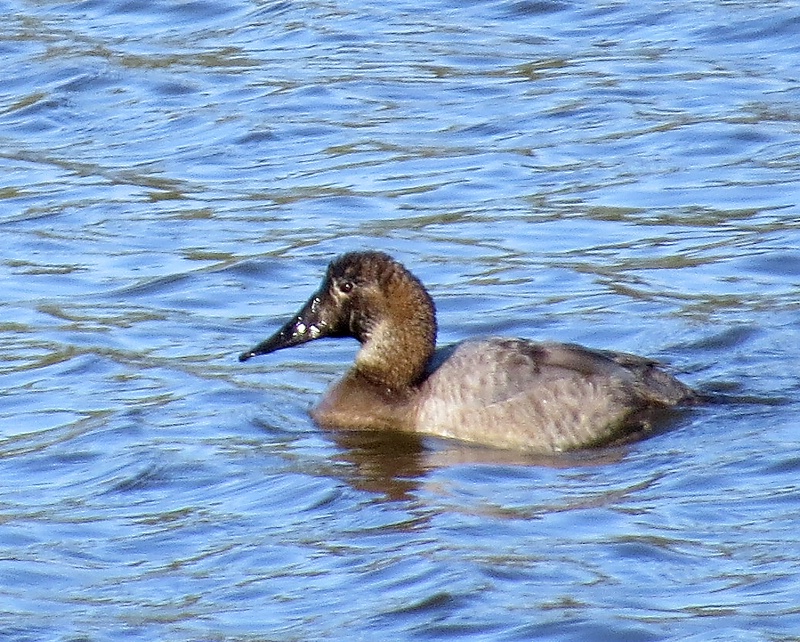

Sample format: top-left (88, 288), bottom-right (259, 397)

top-left (1, 0), bottom-right (800, 640)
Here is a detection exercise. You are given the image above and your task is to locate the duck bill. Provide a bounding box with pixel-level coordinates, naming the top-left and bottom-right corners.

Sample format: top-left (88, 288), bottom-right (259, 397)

top-left (239, 293), bottom-right (329, 362)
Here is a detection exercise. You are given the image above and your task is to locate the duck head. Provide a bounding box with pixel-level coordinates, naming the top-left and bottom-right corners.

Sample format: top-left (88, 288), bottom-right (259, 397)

top-left (239, 251), bottom-right (437, 390)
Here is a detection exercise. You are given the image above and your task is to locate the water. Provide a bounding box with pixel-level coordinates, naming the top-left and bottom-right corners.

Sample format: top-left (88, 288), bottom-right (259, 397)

top-left (2, 0), bottom-right (800, 639)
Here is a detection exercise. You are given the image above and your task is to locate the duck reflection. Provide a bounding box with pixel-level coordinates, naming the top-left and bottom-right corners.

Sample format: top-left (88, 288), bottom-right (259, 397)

top-left (324, 429), bottom-right (633, 502)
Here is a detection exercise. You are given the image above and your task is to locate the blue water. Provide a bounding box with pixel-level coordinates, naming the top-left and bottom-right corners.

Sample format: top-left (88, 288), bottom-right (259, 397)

top-left (2, 0), bottom-right (800, 639)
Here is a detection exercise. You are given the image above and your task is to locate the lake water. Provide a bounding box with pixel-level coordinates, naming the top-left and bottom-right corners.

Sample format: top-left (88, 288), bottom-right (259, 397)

top-left (2, 0), bottom-right (800, 639)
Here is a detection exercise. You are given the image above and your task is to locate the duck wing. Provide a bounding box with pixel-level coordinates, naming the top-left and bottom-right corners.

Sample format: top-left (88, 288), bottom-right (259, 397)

top-left (416, 338), bottom-right (695, 452)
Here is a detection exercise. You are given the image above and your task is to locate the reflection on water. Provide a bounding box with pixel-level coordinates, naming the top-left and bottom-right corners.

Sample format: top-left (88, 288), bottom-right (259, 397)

top-left (2, 0), bottom-right (800, 639)
top-left (331, 429), bottom-right (639, 503)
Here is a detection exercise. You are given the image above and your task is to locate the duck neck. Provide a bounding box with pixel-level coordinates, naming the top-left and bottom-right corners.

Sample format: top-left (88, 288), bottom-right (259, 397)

top-left (353, 270), bottom-right (437, 392)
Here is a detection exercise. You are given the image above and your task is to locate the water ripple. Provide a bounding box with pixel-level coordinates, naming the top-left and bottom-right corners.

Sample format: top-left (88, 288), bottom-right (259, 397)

top-left (2, 0), bottom-right (800, 639)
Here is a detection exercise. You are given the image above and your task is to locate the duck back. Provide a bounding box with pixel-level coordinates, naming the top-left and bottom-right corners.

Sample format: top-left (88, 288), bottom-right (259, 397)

top-left (414, 338), bottom-right (696, 452)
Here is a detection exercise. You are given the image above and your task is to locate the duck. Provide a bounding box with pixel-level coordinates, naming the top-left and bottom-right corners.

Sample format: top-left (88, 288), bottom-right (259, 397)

top-left (239, 251), bottom-right (698, 453)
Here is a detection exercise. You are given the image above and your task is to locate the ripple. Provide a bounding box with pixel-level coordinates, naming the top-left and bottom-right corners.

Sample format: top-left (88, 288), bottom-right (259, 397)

top-left (1, 0), bottom-right (800, 639)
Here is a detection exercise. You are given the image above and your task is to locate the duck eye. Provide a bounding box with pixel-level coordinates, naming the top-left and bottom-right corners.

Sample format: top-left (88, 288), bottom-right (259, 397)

top-left (339, 280), bottom-right (354, 294)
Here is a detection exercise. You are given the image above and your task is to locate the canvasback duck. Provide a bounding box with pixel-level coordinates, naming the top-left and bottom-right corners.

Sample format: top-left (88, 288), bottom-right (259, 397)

top-left (239, 251), bottom-right (697, 453)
